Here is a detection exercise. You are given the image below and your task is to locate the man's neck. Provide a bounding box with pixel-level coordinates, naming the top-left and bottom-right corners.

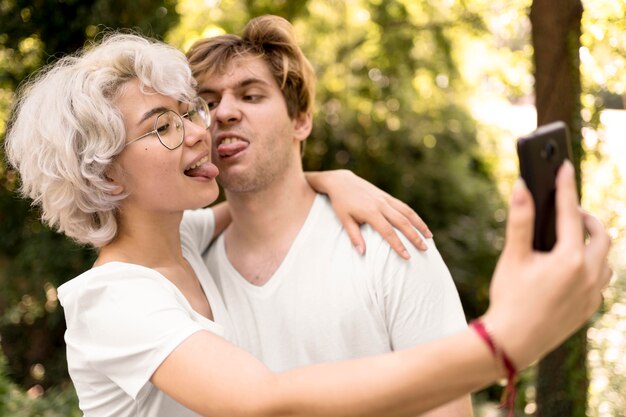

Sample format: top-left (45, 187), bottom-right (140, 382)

top-left (222, 173), bottom-right (317, 285)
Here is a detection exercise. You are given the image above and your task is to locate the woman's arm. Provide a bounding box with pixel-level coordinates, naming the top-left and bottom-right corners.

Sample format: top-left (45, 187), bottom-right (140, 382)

top-left (152, 163), bottom-right (611, 417)
top-left (153, 325), bottom-right (497, 417)
top-left (306, 170), bottom-right (432, 259)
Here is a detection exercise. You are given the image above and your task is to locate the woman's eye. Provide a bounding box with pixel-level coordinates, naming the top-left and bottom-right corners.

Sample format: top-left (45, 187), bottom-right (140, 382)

top-left (156, 122), bottom-right (171, 134)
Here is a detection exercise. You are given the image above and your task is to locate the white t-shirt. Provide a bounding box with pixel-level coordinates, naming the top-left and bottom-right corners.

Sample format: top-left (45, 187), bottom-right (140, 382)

top-left (205, 194), bottom-right (467, 371)
top-left (57, 208), bottom-right (232, 417)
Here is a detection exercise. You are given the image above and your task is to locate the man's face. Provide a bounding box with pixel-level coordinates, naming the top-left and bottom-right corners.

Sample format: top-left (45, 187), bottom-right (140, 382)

top-left (196, 56), bottom-right (307, 193)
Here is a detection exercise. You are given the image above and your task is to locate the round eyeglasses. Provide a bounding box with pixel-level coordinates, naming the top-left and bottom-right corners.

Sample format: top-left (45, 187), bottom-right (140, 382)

top-left (125, 97), bottom-right (211, 150)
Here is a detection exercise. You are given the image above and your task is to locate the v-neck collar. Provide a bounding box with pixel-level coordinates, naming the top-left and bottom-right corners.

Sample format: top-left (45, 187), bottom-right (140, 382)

top-left (215, 194), bottom-right (324, 296)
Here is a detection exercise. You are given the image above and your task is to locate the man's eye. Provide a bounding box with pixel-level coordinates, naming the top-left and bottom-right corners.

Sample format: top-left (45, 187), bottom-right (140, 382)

top-left (243, 95), bottom-right (262, 101)
top-left (200, 96), bottom-right (219, 110)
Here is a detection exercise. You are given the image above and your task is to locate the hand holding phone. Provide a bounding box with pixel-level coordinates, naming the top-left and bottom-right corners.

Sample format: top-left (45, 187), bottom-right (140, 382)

top-left (517, 121), bottom-right (574, 251)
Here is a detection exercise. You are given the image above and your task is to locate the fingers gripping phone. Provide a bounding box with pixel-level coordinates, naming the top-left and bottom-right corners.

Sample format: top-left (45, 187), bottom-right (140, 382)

top-left (517, 121), bottom-right (574, 251)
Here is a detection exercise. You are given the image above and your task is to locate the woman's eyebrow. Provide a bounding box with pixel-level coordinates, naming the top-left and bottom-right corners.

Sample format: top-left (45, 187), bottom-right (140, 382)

top-left (138, 106), bottom-right (169, 125)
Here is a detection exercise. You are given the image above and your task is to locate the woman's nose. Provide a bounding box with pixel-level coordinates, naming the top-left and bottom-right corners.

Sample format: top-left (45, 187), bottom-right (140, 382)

top-left (183, 118), bottom-right (211, 147)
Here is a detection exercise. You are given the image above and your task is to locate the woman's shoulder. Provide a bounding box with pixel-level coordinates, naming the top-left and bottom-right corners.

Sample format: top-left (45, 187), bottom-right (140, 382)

top-left (59, 261), bottom-right (157, 286)
top-left (57, 262), bottom-right (172, 309)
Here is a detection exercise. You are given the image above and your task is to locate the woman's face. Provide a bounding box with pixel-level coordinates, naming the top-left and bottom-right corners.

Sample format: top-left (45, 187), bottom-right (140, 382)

top-left (112, 79), bottom-right (219, 214)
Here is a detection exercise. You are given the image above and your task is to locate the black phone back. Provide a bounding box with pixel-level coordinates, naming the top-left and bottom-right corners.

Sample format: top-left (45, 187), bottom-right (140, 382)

top-left (517, 121), bottom-right (574, 251)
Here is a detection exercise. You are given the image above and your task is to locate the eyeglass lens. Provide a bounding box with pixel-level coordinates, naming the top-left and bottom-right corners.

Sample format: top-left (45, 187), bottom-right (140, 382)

top-left (154, 99), bottom-right (210, 150)
top-left (186, 98), bottom-right (211, 130)
top-left (155, 111), bottom-right (184, 149)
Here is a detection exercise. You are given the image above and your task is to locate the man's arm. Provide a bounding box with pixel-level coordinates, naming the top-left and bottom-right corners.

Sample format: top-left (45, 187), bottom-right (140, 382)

top-left (211, 201), bottom-right (231, 239)
top-left (305, 169), bottom-right (432, 258)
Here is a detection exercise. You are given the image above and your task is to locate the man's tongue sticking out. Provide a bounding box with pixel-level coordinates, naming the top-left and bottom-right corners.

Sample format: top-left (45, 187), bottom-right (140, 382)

top-left (217, 138), bottom-right (248, 158)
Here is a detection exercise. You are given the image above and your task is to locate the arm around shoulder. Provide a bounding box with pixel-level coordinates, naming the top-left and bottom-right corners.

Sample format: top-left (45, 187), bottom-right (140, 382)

top-left (305, 169), bottom-right (432, 257)
top-left (211, 201), bottom-right (231, 239)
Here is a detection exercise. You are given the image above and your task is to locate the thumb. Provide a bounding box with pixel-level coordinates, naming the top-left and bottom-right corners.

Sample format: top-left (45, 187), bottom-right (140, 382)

top-left (502, 179), bottom-right (535, 259)
top-left (554, 160), bottom-right (584, 251)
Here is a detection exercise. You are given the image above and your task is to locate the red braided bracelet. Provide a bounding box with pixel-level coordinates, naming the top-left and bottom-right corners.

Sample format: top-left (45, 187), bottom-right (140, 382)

top-left (470, 319), bottom-right (518, 417)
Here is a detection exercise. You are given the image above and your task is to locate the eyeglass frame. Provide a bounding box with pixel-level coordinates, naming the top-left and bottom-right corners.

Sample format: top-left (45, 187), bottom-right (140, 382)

top-left (125, 97), bottom-right (211, 150)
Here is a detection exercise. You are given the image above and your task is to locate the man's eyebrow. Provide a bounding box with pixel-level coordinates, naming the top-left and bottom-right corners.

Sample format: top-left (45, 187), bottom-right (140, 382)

top-left (198, 77), bottom-right (271, 95)
top-left (238, 78), bottom-right (270, 89)
top-left (138, 107), bottom-right (169, 126)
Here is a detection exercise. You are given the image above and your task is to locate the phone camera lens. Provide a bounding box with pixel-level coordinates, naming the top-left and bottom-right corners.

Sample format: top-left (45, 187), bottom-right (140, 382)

top-left (541, 139), bottom-right (558, 160)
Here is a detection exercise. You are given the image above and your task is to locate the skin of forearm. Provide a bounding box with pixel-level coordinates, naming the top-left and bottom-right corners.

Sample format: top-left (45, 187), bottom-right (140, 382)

top-left (154, 327), bottom-right (503, 417)
top-left (252, 329), bottom-right (501, 417)
top-left (416, 395), bottom-right (473, 417)
top-left (303, 171), bottom-right (332, 193)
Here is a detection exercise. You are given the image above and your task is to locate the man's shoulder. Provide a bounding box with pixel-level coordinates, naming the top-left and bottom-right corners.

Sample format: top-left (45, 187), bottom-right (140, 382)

top-left (313, 193), bottom-right (436, 258)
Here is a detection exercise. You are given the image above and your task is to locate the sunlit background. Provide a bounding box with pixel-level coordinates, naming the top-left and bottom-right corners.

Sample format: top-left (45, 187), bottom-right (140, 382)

top-left (0, 0), bottom-right (623, 416)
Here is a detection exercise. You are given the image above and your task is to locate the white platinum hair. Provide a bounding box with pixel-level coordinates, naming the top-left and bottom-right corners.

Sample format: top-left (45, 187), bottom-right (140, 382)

top-left (5, 33), bottom-right (198, 247)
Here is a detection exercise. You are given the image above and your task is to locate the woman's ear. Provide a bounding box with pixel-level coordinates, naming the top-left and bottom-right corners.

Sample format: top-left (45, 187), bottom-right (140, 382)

top-left (104, 165), bottom-right (125, 196)
top-left (293, 112), bottom-right (313, 142)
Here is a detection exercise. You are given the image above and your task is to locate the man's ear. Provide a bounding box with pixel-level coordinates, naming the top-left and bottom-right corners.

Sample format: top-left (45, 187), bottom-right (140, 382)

top-left (104, 165), bottom-right (125, 196)
top-left (293, 112), bottom-right (313, 142)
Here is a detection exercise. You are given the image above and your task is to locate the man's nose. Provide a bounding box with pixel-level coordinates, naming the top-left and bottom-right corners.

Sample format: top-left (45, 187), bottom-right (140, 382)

top-left (214, 94), bottom-right (241, 125)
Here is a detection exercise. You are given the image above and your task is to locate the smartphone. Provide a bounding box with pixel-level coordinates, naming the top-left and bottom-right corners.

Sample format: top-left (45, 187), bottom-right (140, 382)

top-left (516, 121), bottom-right (574, 251)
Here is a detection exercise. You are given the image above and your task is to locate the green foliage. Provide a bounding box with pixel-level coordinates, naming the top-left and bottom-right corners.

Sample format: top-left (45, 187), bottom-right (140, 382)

top-left (0, 350), bottom-right (80, 417)
top-left (588, 264), bottom-right (626, 417)
top-left (579, 0), bottom-right (626, 133)
top-left (243, 0), bottom-right (309, 20)
top-left (0, 191), bottom-right (96, 388)
top-left (0, 0), bottom-right (180, 89)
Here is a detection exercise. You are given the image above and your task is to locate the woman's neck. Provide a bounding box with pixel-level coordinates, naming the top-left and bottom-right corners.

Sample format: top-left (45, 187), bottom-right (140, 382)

top-left (95, 207), bottom-right (185, 269)
top-left (95, 206), bottom-right (214, 320)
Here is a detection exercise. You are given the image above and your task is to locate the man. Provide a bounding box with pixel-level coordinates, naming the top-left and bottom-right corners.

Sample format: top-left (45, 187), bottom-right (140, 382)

top-left (187, 15), bottom-right (472, 416)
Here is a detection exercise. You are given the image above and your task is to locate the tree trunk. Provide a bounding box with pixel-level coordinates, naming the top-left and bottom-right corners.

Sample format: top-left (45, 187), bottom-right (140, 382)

top-left (530, 1), bottom-right (588, 416)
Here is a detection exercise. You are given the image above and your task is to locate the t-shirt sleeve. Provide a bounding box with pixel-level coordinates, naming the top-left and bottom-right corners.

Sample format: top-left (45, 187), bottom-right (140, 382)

top-left (61, 269), bottom-right (207, 399)
top-left (180, 207), bottom-right (216, 254)
top-left (369, 231), bottom-right (468, 351)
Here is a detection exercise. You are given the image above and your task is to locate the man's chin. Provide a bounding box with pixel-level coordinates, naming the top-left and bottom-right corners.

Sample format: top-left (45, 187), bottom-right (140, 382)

top-left (217, 174), bottom-right (257, 194)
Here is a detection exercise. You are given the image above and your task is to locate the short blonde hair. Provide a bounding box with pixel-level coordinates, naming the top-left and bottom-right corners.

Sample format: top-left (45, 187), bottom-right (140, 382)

top-left (5, 33), bottom-right (197, 247)
top-left (186, 15), bottom-right (316, 118)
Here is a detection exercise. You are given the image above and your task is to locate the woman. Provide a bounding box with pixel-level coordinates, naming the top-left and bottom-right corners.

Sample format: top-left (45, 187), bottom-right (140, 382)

top-left (5, 33), bottom-right (611, 417)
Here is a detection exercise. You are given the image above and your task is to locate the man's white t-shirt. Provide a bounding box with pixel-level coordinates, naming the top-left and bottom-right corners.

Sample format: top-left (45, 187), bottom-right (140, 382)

top-left (204, 194), bottom-right (467, 371)
top-left (57, 208), bottom-right (232, 417)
